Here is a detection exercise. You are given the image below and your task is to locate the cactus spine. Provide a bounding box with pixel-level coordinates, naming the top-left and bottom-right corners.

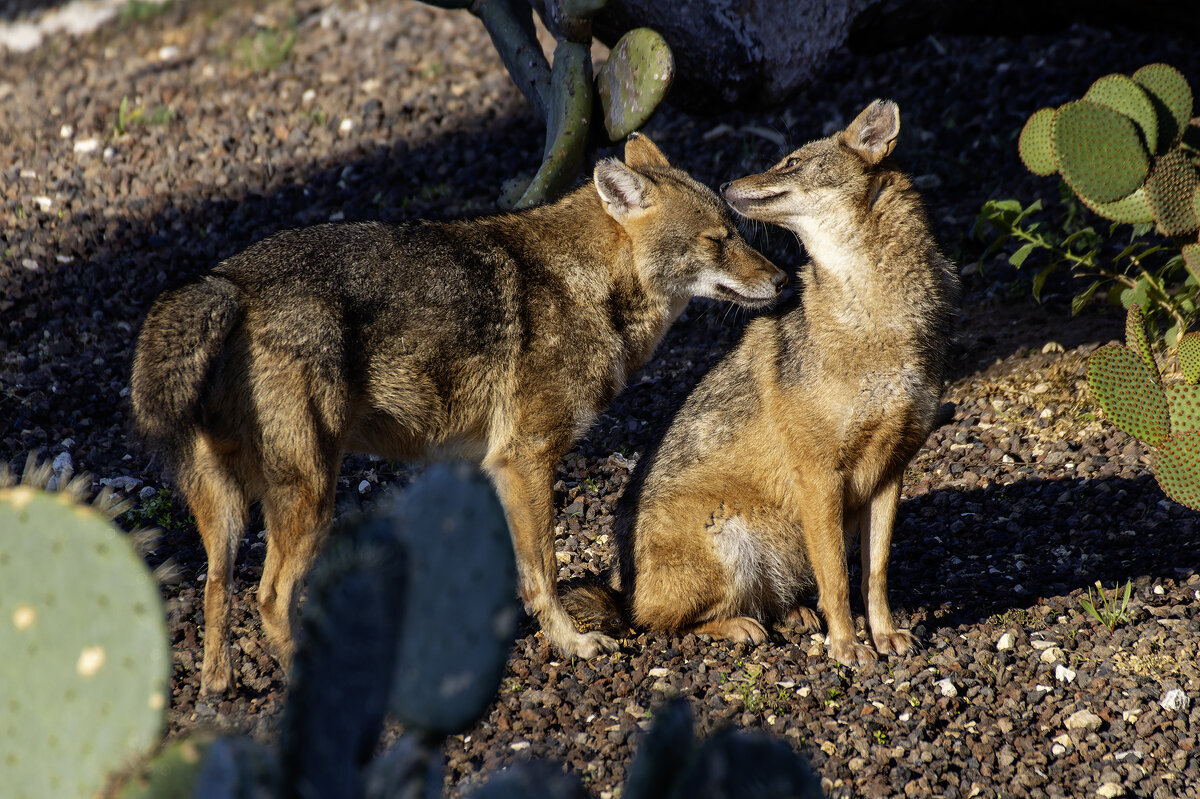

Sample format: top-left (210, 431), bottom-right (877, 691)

top-left (1087, 305), bottom-right (1200, 510)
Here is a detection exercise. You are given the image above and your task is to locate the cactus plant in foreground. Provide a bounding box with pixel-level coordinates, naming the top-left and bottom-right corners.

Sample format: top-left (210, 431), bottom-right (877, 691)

top-left (1087, 304), bottom-right (1200, 510)
top-left (0, 458), bottom-right (170, 799)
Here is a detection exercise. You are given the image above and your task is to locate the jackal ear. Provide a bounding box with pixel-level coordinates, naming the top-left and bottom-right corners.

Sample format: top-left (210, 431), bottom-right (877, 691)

top-left (623, 131), bottom-right (671, 169)
top-left (595, 158), bottom-right (652, 220)
top-left (843, 99), bottom-right (900, 165)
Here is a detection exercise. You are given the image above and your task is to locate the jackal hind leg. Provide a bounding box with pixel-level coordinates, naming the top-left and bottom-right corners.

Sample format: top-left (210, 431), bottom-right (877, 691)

top-left (486, 440), bottom-right (619, 659)
top-left (181, 435), bottom-right (251, 697)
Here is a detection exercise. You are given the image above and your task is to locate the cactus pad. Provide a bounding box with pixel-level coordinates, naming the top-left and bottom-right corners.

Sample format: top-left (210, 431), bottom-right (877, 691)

top-left (1146, 150), bottom-right (1200, 236)
top-left (387, 462), bottom-right (518, 735)
top-left (0, 487), bottom-right (168, 799)
top-left (1124, 304), bottom-right (1161, 383)
top-left (1154, 430), bottom-right (1200, 511)
top-left (1165, 383), bottom-right (1200, 433)
top-left (1132, 63), bottom-right (1193, 152)
top-left (516, 40), bottom-right (593, 208)
top-left (1086, 343), bottom-right (1171, 446)
top-left (1178, 332), bottom-right (1200, 385)
top-left (1084, 73), bottom-right (1159, 154)
top-left (116, 735), bottom-right (215, 799)
top-left (1185, 242), bottom-right (1200, 285)
top-left (597, 28), bottom-right (675, 142)
top-left (1018, 107), bottom-right (1058, 176)
top-left (1053, 100), bottom-right (1150, 204)
top-left (1080, 185), bottom-right (1156, 224)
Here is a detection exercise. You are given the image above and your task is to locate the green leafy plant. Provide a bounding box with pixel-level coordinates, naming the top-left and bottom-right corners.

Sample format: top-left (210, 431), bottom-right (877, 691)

top-left (418, 0), bottom-right (674, 209)
top-left (1087, 304), bottom-right (1200, 509)
top-left (118, 0), bottom-right (172, 26)
top-left (113, 96), bottom-right (176, 136)
top-left (1078, 580), bottom-right (1134, 631)
top-left (975, 62), bottom-right (1200, 346)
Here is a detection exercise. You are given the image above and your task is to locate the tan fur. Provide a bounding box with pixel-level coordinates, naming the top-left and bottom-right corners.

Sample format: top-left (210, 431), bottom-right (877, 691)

top-left (586, 101), bottom-right (959, 667)
top-left (130, 134), bottom-right (785, 695)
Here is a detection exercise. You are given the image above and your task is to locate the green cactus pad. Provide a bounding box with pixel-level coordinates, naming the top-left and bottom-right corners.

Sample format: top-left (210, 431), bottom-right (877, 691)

top-left (1146, 150), bottom-right (1200, 236)
top-left (1080, 185), bottom-right (1156, 224)
top-left (1084, 73), bottom-right (1160, 154)
top-left (1018, 107), bottom-right (1059, 176)
top-left (1125, 304), bottom-right (1161, 383)
top-left (597, 28), bottom-right (675, 142)
top-left (1154, 430), bottom-right (1200, 511)
top-left (388, 462), bottom-right (518, 736)
top-left (0, 487), bottom-right (169, 799)
top-left (1086, 343), bottom-right (1171, 446)
top-left (666, 727), bottom-right (825, 799)
top-left (515, 40), bottom-right (593, 209)
top-left (1178, 331), bottom-right (1200, 385)
top-left (1165, 383), bottom-right (1200, 433)
top-left (117, 735), bottom-right (215, 799)
top-left (1132, 63), bottom-right (1194, 152)
top-left (1185, 242), bottom-right (1200, 285)
top-left (623, 698), bottom-right (695, 799)
top-left (1053, 100), bottom-right (1150, 204)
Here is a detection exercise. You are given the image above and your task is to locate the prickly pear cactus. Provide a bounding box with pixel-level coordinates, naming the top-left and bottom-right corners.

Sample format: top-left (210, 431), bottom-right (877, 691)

top-left (1088, 304), bottom-right (1200, 511)
top-left (279, 511), bottom-right (409, 799)
top-left (116, 734), bottom-right (216, 799)
top-left (597, 27), bottom-right (675, 141)
top-left (387, 462), bottom-right (518, 735)
top-left (622, 698), bottom-right (696, 799)
top-left (665, 725), bottom-right (825, 799)
top-left (0, 485), bottom-right (169, 799)
top-left (1016, 63), bottom-right (1200, 246)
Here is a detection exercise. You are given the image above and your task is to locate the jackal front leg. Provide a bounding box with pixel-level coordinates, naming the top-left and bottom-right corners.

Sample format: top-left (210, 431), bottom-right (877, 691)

top-left (798, 473), bottom-right (876, 668)
top-left (486, 443), bottom-right (620, 659)
top-left (860, 475), bottom-right (916, 656)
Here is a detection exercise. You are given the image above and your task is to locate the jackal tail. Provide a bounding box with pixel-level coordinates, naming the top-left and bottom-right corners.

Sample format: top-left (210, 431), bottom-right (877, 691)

top-left (130, 275), bottom-right (243, 460)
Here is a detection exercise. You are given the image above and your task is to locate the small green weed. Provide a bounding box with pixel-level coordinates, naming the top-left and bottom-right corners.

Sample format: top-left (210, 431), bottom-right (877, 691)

top-left (118, 0), bottom-right (170, 25)
top-left (122, 488), bottom-right (191, 531)
top-left (872, 729), bottom-right (888, 745)
top-left (236, 24), bottom-right (297, 72)
top-left (113, 96), bottom-right (175, 136)
top-left (1079, 580), bottom-right (1133, 631)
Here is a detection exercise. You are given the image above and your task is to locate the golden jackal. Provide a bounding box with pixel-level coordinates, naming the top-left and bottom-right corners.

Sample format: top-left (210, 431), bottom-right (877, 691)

top-left (564, 100), bottom-right (959, 667)
top-left (130, 133), bottom-right (786, 695)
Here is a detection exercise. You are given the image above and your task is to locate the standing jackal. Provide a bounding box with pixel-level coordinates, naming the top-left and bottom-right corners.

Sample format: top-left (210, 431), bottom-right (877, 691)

top-left (130, 133), bottom-right (786, 695)
top-left (564, 101), bottom-right (959, 667)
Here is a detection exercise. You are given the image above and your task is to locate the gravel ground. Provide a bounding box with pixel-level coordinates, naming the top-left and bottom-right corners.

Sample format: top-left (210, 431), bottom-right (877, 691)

top-left (3, 2), bottom-right (1200, 797)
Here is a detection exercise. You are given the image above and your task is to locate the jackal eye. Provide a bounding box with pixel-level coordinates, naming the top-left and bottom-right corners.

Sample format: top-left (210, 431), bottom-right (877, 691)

top-left (784, 156), bottom-right (801, 169)
top-left (702, 229), bottom-right (729, 243)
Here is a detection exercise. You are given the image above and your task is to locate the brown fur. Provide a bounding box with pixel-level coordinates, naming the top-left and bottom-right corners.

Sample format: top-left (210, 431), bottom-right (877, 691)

top-left (130, 134), bottom-right (786, 695)
top-left (563, 101), bottom-right (959, 667)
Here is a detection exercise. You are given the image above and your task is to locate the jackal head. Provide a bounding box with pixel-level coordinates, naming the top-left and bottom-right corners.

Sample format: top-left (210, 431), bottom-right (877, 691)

top-left (593, 133), bottom-right (786, 309)
top-left (722, 99), bottom-right (901, 229)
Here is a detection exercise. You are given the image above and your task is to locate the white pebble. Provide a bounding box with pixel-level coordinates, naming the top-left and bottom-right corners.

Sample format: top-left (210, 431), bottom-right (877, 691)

top-left (509, 741), bottom-right (530, 752)
top-left (1096, 782), bottom-right (1125, 798)
top-left (52, 451), bottom-right (73, 475)
top-left (21, 259), bottom-right (39, 271)
top-left (1064, 709), bottom-right (1102, 731)
top-left (73, 137), bottom-right (101, 154)
top-left (996, 632), bottom-right (1015, 651)
top-left (339, 117), bottom-right (354, 134)
top-left (935, 677), bottom-right (957, 698)
top-left (157, 45), bottom-right (179, 61)
top-left (33, 195), bottom-right (52, 211)
top-left (1055, 664), bottom-right (1076, 683)
top-left (1039, 647), bottom-right (1064, 663)
top-left (357, 479), bottom-right (371, 494)
top-left (1159, 688), bottom-right (1190, 712)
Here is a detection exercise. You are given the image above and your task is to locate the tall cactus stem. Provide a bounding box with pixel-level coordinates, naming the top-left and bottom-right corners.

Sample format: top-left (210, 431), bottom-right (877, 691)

top-left (515, 40), bottom-right (593, 208)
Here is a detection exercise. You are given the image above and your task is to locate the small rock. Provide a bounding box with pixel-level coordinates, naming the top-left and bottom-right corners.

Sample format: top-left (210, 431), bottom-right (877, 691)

top-left (358, 479), bottom-right (371, 494)
top-left (52, 451), bottom-right (73, 476)
top-left (1065, 709), bottom-right (1102, 732)
top-left (1096, 782), bottom-right (1125, 798)
top-left (1055, 664), bottom-right (1076, 683)
top-left (1040, 647), bottom-right (1064, 663)
top-left (996, 632), bottom-right (1015, 651)
top-left (1159, 688), bottom-right (1190, 712)
top-left (74, 137), bottom-right (101, 154)
top-left (935, 677), bottom-right (957, 698)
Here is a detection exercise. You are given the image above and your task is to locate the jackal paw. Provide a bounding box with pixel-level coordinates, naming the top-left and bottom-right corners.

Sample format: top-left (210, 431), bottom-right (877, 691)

top-left (694, 616), bottom-right (769, 645)
top-left (558, 630), bottom-right (620, 659)
top-left (828, 637), bottom-right (878, 669)
top-left (200, 651), bottom-right (233, 697)
top-left (873, 628), bottom-right (918, 656)
top-left (781, 606), bottom-right (822, 633)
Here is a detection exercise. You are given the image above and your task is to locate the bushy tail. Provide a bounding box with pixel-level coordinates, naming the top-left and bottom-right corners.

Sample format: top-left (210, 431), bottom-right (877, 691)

top-left (130, 275), bottom-right (243, 461)
top-left (559, 572), bottom-right (632, 637)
